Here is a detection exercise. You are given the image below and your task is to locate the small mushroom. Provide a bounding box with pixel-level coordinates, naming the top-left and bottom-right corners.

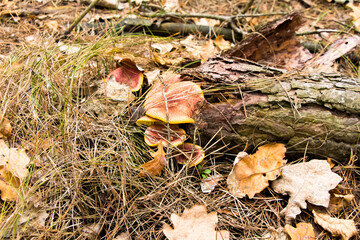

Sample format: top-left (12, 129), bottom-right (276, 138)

top-left (105, 58), bottom-right (144, 92)
top-left (144, 124), bottom-right (186, 147)
top-left (174, 143), bottom-right (205, 167)
top-left (144, 81), bottom-right (204, 124)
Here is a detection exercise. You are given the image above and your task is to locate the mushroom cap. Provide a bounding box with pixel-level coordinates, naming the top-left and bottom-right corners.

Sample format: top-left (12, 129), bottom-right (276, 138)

top-left (174, 143), bottom-right (205, 167)
top-left (144, 81), bottom-right (204, 124)
top-left (136, 115), bottom-right (162, 126)
top-left (144, 124), bottom-right (186, 147)
top-left (105, 58), bottom-right (143, 92)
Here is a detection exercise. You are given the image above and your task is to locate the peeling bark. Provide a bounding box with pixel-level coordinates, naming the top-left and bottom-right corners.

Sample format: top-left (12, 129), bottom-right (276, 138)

top-left (183, 57), bottom-right (360, 161)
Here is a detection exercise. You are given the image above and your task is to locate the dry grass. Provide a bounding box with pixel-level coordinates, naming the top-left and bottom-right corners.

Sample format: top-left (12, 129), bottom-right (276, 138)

top-left (0, 0), bottom-right (359, 239)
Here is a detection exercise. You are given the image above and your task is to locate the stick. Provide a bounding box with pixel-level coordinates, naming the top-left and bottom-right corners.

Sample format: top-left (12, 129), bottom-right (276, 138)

top-left (140, 11), bottom-right (287, 22)
top-left (62, 0), bottom-right (101, 36)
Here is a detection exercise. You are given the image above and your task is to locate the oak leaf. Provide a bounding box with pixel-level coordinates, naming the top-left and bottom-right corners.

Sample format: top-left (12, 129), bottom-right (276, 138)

top-left (313, 209), bottom-right (357, 240)
top-left (347, 3), bottom-right (360, 31)
top-left (214, 35), bottom-right (231, 51)
top-left (0, 139), bottom-right (30, 201)
top-left (272, 160), bottom-right (342, 219)
top-left (284, 222), bottom-right (315, 240)
top-left (163, 205), bottom-right (230, 240)
top-left (227, 143), bottom-right (286, 198)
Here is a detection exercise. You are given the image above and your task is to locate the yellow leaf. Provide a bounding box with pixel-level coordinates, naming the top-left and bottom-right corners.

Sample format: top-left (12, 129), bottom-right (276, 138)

top-left (284, 223), bottom-right (316, 240)
top-left (163, 205), bottom-right (229, 240)
top-left (227, 143), bottom-right (286, 198)
top-left (214, 35), bottom-right (231, 51)
top-left (313, 210), bottom-right (357, 240)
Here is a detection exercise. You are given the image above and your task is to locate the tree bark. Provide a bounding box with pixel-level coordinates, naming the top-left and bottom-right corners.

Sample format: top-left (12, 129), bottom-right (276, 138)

top-left (183, 56), bottom-right (360, 161)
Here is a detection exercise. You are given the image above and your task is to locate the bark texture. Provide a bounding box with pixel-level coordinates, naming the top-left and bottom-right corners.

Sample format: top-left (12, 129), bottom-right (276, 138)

top-left (183, 57), bottom-right (360, 161)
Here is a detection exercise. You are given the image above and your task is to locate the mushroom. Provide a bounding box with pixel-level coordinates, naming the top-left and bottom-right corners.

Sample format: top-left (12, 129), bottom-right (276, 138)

top-left (105, 58), bottom-right (143, 92)
top-left (174, 143), bottom-right (205, 167)
top-left (144, 124), bottom-right (186, 147)
top-left (144, 81), bottom-right (204, 124)
top-left (139, 142), bottom-right (167, 177)
top-left (136, 115), bottom-right (162, 126)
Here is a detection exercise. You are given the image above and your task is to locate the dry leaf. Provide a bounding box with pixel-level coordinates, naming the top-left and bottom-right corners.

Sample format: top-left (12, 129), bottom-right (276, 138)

top-left (114, 232), bottom-right (130, 240)
top-left (328, 189), bottom-right (354, 214)
top-left (200, 175), bottom-right (222, 193)
top-left (214, 35), bottom-right (231, 51)
top-left (0, 115), bottom-right (11, 139)
top-left (193, 18), bottom-right (220, 27)
top-left (18, 208), bottom-right (49, 232)
top-left (144, 69), bottom-right (161, 85)
top-left (139, 143), bottom-right (167, 177)
top-left (163, 205), bottom-right (230, 240)
top-left (0, 140), bottom-right (30, 201)
top-left (162, 0), bottom-right (180, 12)
top-left (272, 160), bottom-right (342, 219)
top-left (152, 43), bottom-right (175, 54)
top-left (284, 222), bottom-right (316, 240)
top-left (313, 210), bottom-right (357, 240)
top-left (347, 3), bottom-right (360, 31)
top-left (200, 39), bottom-right (218, 62)
top-left (227, 143), bottom-right (286, 198)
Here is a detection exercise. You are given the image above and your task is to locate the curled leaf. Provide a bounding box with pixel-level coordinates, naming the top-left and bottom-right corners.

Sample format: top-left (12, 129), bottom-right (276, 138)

top-left (0, 115), bottom-right (11, 139)
top-left (227, 143), bottom-right (286, 198)
top-left (139, 143), bottom-right (167, 177)
top-left (313, 209), bottom-right (357, 240)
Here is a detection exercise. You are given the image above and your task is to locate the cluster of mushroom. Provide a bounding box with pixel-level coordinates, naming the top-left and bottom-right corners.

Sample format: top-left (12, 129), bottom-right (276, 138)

top-left (136, 74), bottom-right (205, 177)
top-left (104, 59), bottom-right (205, 177)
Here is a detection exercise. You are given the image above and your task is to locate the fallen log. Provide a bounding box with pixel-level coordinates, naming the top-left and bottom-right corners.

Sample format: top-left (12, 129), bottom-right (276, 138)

top-left (183, 56), bottom-right (360, 161)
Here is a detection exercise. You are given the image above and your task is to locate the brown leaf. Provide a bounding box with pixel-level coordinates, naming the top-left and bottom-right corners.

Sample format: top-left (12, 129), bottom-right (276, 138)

top-left (328, 189), bottom-right (354, 214)
top-left (0, 139), bottom-right (30, 201)
top-left (214, 35), bottom-right (231, 51)
top-left (0, 115), bottom-right (11, 139)
top-left (227, 143), bottom-right (286, 198)
top-left (163, 205), bottom-right (230, 240)
top-left (201, 39), bottom-right (218, 62)
top-left (272, 160), bottom-right (342, 219)
top-left (313, 210), bottom-right (357, 240)
top-left (139, 143), bottom-right (167, 177)
top-left (284, 223), bottom-right (316, 240)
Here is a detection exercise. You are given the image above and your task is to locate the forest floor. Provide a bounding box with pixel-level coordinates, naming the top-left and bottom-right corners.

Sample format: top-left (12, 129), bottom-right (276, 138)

top-left (0, 0), bottom-right (359, 239)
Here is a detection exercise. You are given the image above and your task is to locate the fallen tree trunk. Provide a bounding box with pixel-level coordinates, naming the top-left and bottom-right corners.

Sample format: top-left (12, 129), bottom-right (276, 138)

top-left (183, 57), bottom-right (360, 161)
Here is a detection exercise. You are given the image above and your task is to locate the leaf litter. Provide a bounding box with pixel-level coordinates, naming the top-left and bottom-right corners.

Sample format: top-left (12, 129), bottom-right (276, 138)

top-left (1, 0), bottom-right (360, 239)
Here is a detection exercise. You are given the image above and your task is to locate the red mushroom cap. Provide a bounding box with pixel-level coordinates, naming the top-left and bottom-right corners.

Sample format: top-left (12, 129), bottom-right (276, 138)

top-left (144, 81), bottom-right (204, 124)
top-left (105, 58), bottom-right (143, 92)
top-left (174, 143), bottom-right (205, 167)
top-left (144, 124), bottom-right (186, 147)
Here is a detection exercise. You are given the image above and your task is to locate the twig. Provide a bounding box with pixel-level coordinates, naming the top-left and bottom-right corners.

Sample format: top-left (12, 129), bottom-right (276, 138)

top-left (241, 0), bottom-right (255, 14)
top-left (296, 29), bottom-right (341, 36)
top-left (140, 11), bottom-right (287, 22)
top-left (62, 0), bottom-right (101, 36)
